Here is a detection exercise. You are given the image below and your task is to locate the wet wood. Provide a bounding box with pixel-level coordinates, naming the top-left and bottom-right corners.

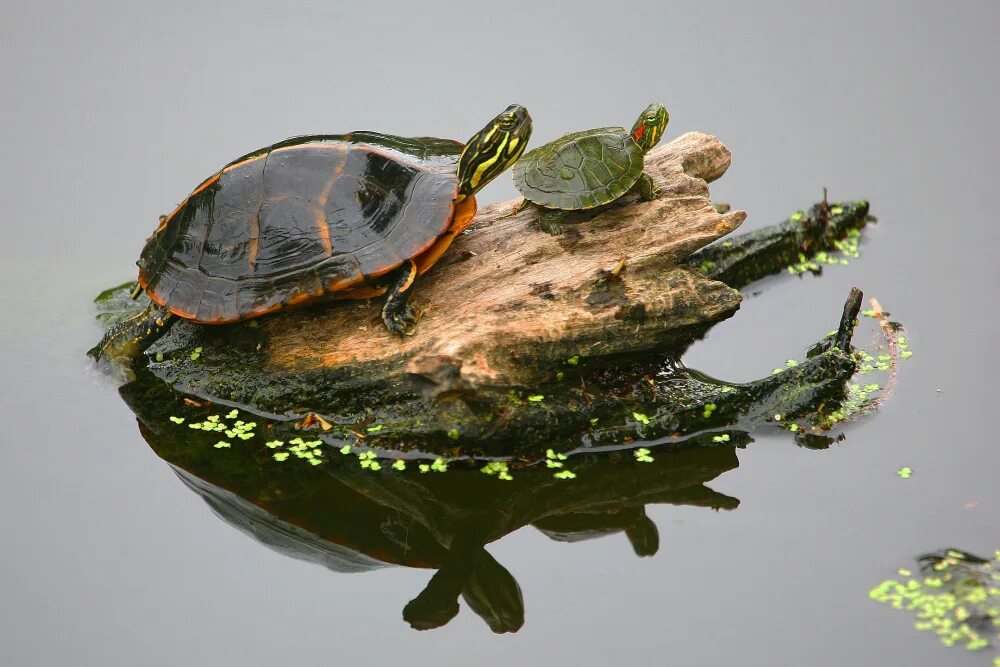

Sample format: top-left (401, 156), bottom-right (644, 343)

top-left (264, 132), bottom-right (746, 392)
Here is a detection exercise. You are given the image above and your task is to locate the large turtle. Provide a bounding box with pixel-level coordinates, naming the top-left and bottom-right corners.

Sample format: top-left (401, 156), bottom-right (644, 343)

top-left (513, 102), bottom-right (668, 234)
top-left (95, 105), bottom-right (532, 359)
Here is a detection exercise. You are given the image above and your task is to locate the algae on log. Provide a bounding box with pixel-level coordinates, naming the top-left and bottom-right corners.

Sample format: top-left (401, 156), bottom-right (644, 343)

top-left (109, 285), bottom-right (867, 456)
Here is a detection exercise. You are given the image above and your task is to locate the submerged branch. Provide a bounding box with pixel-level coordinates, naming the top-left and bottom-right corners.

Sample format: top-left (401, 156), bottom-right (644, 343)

top-left (688, 199), bottom-right (872, 289)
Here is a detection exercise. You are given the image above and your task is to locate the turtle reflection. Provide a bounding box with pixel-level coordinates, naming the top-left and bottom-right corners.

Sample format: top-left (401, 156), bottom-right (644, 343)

top-left (123, 373), bottom-right (739, 633)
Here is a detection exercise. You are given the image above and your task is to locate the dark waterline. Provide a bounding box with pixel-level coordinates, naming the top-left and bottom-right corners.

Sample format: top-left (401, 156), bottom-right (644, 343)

top-left (2, 2), bottom-right (998, 666)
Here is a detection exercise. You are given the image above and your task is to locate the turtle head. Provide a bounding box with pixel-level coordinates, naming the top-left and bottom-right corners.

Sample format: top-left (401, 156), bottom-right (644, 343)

top-left (630, 102), bottom-right (669, 153)
top-left (457, 104), bottom-right (532, 198)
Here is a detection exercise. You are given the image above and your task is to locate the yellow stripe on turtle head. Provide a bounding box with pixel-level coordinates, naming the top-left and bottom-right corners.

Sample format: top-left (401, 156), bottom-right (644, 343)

top-left (458, 104), bottom-right (533, 197)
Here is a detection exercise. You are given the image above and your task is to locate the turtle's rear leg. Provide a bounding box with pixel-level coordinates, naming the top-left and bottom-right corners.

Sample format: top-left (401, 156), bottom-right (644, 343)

top-left (89, 302), bottom-right (176, 361)
top-left (636, 173), bottom-right (660, 201)
top-left (381, 259), bottom-right (419, 337)
top-left (539, 209), bottom-right (568, 235)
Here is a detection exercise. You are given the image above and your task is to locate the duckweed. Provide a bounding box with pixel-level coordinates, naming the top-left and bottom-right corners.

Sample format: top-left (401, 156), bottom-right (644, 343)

top-left (481, 461), bottom-right (513, 481)
top-left (553, 470), bottom-right (577, 480)
top-left (898, 466), bottom-right (913, 479)
top-left (703, 403), bottom-right (717, 419)
top-left (366, 424), bottom-right (384, 433)
top-left (711, 434), bottom-right (731, 443)
top-left (189, 346), bottom-right (203, 361)
top-left (213, 441), bottom-right (231, 449)
top-left (787, 228), bottom-right (862, 276)
top-left (418, 458), bottom-right (448, 474)
top-left (634, 448), bottom-right (654, 463)
top-left (392, 460), bottom-right (406, 471)
top-left (869, 549), bottom-right (1000, 653)
top-left (545, 448), bottom-right (568, 469)
top-left (528, 395), bottom-right (545, 402)
top-left (632, 412), bottom-right (651, 425)
top-left (169, 416), bottom-right (185, 424)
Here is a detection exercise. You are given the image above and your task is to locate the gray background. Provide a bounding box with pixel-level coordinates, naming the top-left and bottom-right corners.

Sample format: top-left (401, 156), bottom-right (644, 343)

top-left (1, 1), bottom-right (998, 665)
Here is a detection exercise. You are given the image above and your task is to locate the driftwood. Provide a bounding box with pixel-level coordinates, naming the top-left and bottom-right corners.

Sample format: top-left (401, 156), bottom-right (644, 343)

top-left (94, 133), bottom-right (875, 448)
top-left (264, 132), bottom-right (746, 392)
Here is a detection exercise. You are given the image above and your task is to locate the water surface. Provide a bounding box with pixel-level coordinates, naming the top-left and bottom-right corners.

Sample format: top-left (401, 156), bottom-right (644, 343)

top-left (2, 2), bottom-right (998, 665)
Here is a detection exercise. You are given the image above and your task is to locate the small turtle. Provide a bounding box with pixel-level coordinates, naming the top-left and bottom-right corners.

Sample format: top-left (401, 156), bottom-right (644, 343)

top-left (95, 105), bottom-right (532, 359)
top-left (513, 102), bottom-right (668, 234)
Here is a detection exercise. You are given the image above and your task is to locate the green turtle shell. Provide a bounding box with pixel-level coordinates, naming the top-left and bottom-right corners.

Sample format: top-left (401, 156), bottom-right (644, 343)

top-left (512, 127), bottom-right (643, 210)
top-left (138, 132), bottom-right (468, 323)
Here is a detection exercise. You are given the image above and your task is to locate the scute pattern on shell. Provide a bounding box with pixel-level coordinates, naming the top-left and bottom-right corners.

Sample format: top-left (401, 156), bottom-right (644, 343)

top-left (513, 127), bottom-right (644, 210)
top-left (138, 133), bottom-right (464, 323)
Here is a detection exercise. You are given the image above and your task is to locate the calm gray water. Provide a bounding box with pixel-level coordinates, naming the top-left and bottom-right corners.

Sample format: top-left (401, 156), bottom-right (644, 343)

top-left (2, 2), bottom-right (998, 665)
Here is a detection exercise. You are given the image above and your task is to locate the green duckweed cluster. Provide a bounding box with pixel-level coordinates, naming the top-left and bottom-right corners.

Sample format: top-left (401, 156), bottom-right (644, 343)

top-left (869, 550), bottom-right (1000, 655)
top-left (772, 359), bottom-right (799, 374)
top-left (631, 412), bottom-right (651, 425)
top-left (812, 323), bottom-right (913, 430)
top-left (787, 227), bottom-right (862, 275)
top-left (481, 460), bottom-right (513, 481)
top-left (268, 437), bottom-right (324, 465)
top-left (171, 409), bottom-right (257, 449)
top-left (633, 448), bottom-right (654, 463)
top-left (542, 449), bottom-right (578, 479)
top-left (418, 458), bottom-right (448, 474)
top-left (899, 335), bottom-right (913, 360)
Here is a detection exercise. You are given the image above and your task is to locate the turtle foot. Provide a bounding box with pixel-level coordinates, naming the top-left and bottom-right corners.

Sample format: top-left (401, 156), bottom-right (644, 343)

top-left (539, 210), bottom-right (567, 235)
top-left (384, 305), bottom-right (418, 337)
top-left (638, 173), bottom-right (659, 201)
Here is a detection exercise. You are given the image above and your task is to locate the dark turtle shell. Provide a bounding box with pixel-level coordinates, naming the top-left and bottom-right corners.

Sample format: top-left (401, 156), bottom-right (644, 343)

top-left (138, 132), bottom-right (476, 323)
top-left (512, 127), bottom-right (643, 210)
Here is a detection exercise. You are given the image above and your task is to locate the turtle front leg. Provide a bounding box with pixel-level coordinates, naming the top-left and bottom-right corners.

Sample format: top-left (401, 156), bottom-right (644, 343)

top-left (381, 259), bottom-right (419, 337)
top-left (636, 173), bottom-right (660, 201)
top-left (89, 301), bottom-right (176, 361)
top-left (539, 209), bottom-right (568, 235)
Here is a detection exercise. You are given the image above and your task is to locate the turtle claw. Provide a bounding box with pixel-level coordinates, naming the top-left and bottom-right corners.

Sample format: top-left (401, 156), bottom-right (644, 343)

top-left (384, 305), bottom-right (418, 337)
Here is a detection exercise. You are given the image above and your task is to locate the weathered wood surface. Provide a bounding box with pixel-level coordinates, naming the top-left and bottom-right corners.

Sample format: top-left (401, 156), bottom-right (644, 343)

top-left (256, 132), bottom-right (745, 391)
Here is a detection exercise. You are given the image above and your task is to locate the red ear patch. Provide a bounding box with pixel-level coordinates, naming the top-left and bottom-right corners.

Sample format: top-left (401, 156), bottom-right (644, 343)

top-left (633, 124), bottom-right (646, 142)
